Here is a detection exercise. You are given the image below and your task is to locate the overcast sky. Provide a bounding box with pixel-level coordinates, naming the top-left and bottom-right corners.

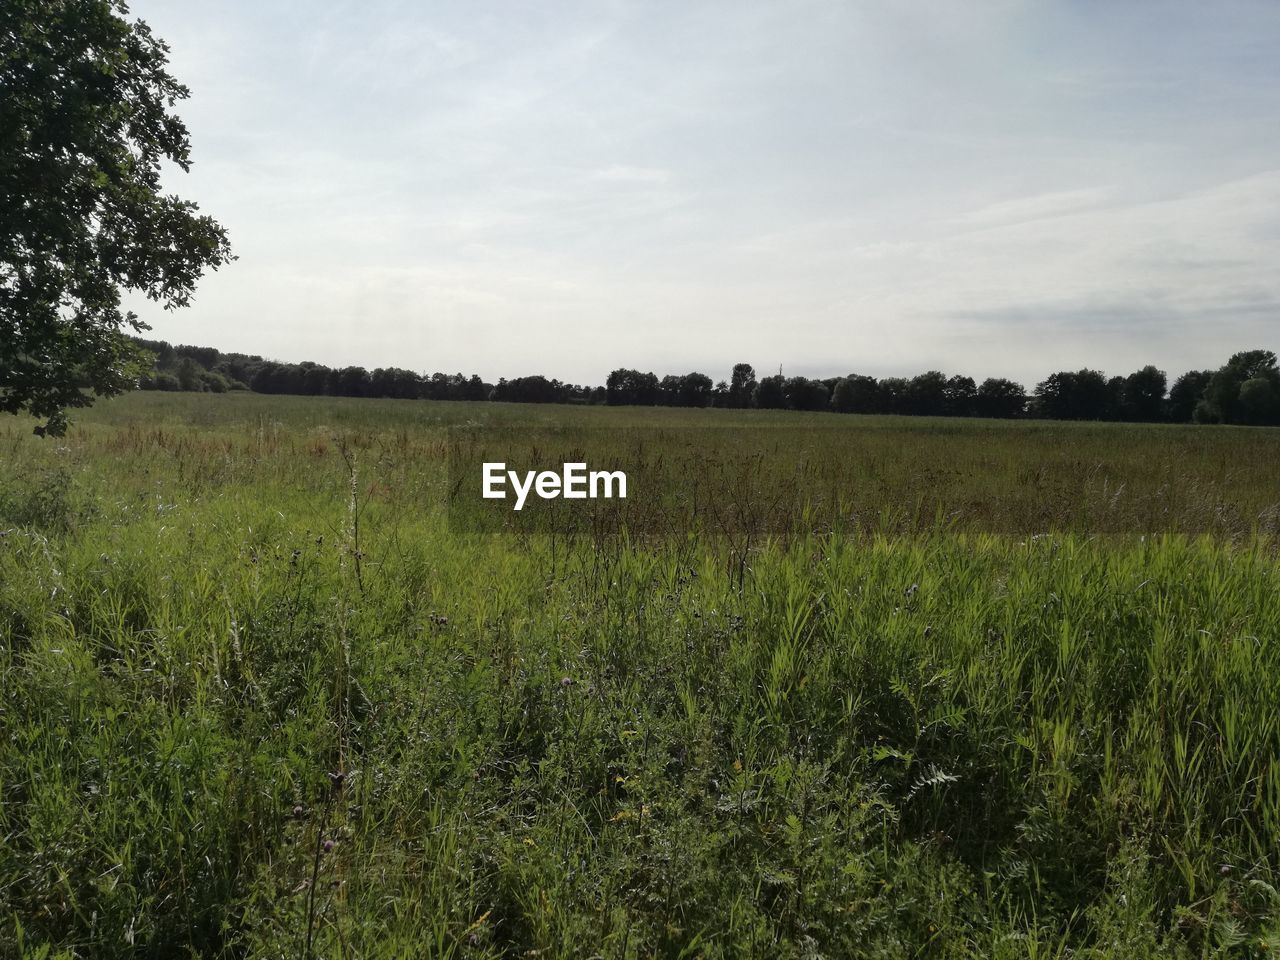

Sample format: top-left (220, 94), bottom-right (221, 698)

top-left (126, 0), bottom-right (1280, 387)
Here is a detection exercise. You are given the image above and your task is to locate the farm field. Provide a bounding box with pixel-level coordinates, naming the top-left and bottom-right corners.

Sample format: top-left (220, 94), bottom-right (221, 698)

top-left (2, 392), bottom-right (1280, 958)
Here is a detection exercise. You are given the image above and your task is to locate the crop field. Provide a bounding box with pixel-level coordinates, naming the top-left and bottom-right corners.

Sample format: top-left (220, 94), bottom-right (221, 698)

top-left (3, 392), bottom-right (1280, 959)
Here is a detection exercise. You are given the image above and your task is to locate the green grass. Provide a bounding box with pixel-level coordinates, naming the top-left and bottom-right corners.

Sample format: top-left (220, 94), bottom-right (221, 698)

top-left (2, 392), bottom-right (1280, 958)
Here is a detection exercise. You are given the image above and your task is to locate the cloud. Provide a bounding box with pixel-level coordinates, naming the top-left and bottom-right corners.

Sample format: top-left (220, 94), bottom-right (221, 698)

top-left (950, 187), bottom-right (1115, 228)
top-left (591, 165), bottom-right (672, 184)
top-left (126, 0), bottom-right (1280, 388)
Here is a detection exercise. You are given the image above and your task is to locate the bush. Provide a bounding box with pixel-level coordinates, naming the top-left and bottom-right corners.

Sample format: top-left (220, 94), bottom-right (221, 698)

top-left (148, 372), bottom-right (182, 392)
top-left (199, 370), bottom-right (230, 393)
top-left (1192, 399), bottom-right (1220, 424)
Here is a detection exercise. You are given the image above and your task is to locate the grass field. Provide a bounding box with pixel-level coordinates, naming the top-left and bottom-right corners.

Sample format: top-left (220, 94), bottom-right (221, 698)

top-left (3, 392), bottom-right (1280, 958)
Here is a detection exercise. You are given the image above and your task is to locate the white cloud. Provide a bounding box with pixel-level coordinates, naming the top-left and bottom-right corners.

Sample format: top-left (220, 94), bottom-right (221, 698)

top-left (591, 165), bottom-right (672, 184)
top-left (950, 187), bottom-right (1115, 228)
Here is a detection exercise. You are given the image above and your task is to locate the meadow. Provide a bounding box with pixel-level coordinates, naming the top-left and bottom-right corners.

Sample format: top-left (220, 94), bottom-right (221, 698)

top-left (2, 392), bottom-right (1280, 958)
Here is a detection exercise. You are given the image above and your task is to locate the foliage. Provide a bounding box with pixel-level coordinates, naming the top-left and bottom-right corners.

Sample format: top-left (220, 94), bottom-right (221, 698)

top-left (1238, 377), bottom-right (1280, 425)
top-left (832, 374), bottom-right (880, 413)
top-left (1123, 365), bottom-right (1168, 422)
top-left (1169, 370), bottom-right (1213, 423)
top-left (728, 362), bottom-right (757, 408)
top-left (781, 376), bottom-right (828, 411)
top-left (975, 378), bottom-right (1026, 418)
top-left (0, 0), bottom-right (231, 435)
top-left (753, 373), bottom-right (786, 409)
top-left (606, 368), bottom-right (660, 406)
top-left (1200, 351), bottom-right (1280, 426)
top-left (492, 375), bottom-right (570, 404)
top-left (1032, 369), bottom-right (1112, 420)
top-left (902, 370), bottom-right (948, 416)
top-left (943, 374), bottom-right (977, 417)
top-left (127, 337), bottom-right (1280, 427)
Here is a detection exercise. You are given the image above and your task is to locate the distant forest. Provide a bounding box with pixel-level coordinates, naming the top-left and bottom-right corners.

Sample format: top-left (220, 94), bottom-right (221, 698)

top-left (133, 338), bottom-right (1280, 426)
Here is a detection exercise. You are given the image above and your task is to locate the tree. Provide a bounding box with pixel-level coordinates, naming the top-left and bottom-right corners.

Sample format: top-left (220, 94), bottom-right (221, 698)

top-left (975, 378), bottom-right (1025, 418)
top-left (658, 374), bottom-right (682, 405)
top-left (943, 375), bottom-right (977, 417)
top-left (782, 376), bottom-right (828, 411)
top-left (176, 356), bottom-right (200, 392)
top-left (878, 377), bottom-right (909, 415)
top-left (370, 367), bottom-right (421, 399)
top-left (461, 374), bottom-right (489, 401)
top-left (492, 375), bottom-right (565, 404)
top-left (1123, 365), bottom-right (1167, 422)
top-left (1168, 370), bottom-right (1212, 422)
top-left (2, 2), bottom-right (232, 435)
top-left (1201, 350), bottom-right (1279, 424)
top-left (903, 371), bottom-right (948, 416)
top-left (728, 363), bottom-right (757, 408)
top-left (298, 362), bottom-right (330, 395)
top-left (329, 366), bottom-right (371, 398)
top-left (1033, 369), bottom-right (1111, 420)
top-left (831, 375), bottom-right (879, 414)
top-left (676, 372), bottom-right (713, 407)
top-left (1237, 377), bottom-right (1280, 425)
top-left (753, 374), bottom-right (786, 409)
top-left (606, 368), bottom-right (659, 405)
top-left (1105, 376), bottom-right (1127, 421)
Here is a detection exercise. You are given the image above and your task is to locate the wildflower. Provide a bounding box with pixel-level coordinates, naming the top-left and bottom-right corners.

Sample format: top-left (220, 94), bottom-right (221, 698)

top-left (322, 839), bottom-right (336, 853)
top-left (560, 676), bottom-right (573, 688)
top-left (292, 804), bottom-right (304, 817)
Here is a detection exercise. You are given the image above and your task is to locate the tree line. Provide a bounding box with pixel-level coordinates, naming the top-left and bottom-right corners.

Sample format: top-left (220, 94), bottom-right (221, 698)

top-left (136, 338), bottom-right (1280, 426)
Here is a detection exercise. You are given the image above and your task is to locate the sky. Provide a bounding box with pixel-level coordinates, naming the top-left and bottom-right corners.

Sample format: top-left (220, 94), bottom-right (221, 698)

top-left (125, 0), bottom-right (1280, 388)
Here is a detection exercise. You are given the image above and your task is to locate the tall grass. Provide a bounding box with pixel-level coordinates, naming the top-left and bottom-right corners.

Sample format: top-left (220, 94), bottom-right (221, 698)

top-left (1, 393), bottom-right (1279, 958)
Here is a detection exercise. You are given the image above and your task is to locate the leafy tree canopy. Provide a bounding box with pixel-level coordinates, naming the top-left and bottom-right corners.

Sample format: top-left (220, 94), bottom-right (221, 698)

top-left (1168, 370), bottom-right (1212, 423)
top-left (1, 0), bottom-right (232, 435)
top-left (1202, 350), bottom-right (1280, 425)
